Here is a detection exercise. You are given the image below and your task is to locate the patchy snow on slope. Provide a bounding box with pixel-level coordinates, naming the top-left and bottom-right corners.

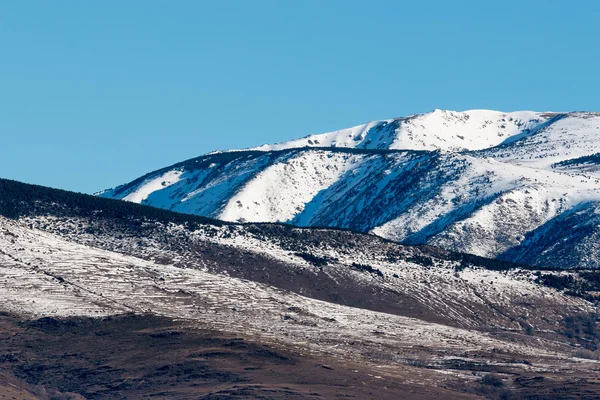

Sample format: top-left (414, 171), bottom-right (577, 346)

top-left (10, 211), bottom-right (595, 349)
top-left (2, 215), bottom-right (579, 366)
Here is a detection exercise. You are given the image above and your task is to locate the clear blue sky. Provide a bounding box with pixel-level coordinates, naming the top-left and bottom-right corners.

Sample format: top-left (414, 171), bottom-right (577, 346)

top-left (2, 1), bottom-right (599, 193)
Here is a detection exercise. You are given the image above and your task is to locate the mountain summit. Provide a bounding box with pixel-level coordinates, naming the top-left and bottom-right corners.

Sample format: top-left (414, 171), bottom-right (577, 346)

top-left (242, 109), bottom-right (554, 152)
top-left (99, 109), bottom-right (600, 269)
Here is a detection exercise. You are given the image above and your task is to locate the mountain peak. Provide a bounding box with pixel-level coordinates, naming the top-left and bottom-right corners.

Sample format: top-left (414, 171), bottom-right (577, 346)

top-left (239, 109), bottom-right (551, 153)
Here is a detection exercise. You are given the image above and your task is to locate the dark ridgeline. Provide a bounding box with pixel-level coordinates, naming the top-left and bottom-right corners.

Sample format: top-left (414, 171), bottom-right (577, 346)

top-left (0, 177), bottom-right (221, 228)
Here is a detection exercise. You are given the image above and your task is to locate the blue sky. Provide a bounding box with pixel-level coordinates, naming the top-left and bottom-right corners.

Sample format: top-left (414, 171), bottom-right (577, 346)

top-left (2, 1), bottom-right (599, 193)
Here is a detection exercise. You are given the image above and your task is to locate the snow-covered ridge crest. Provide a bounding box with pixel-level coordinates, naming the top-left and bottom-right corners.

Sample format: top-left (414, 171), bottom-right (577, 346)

top-left (240, 109), bottom-right (554, 153)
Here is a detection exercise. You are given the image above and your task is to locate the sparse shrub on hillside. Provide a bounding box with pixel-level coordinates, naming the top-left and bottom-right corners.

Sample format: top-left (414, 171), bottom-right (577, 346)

top-left (574, 348), bottom-right (600, 360)
top-left (295, 252), bottom-right (331, 267)
top-left (406, 254), bottom-right (434, 267)
top-left (454, 259), bottom-right (470, 272)
top-left (351, 263), bottom-right (384, 278)
top-left (552, 152), bottom-right (600, 169)
top-left (535, 271), bottom-right (600, 302)
top-left (479, 373), bottom-right (504, 387)
top-left (458, 373), bottom-right (522, 400)
top-left (563, 313), bottom-right (600, 350)
top-left (536, 274), bottom-right (575, 291)
top-left (579, 271), bottom-right (600, 291)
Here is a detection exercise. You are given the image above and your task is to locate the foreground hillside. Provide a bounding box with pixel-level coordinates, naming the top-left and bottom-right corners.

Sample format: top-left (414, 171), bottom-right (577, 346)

top-left (1, 178), bottom-right (600, 398)
top-left (99, 110), bottom-right (600, 269)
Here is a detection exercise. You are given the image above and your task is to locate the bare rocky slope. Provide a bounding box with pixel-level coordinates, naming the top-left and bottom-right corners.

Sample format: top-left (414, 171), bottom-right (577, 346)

top-left (99, 109), bottom-right (600, 269)
top-left (1, 178), bottom-right (600, 398)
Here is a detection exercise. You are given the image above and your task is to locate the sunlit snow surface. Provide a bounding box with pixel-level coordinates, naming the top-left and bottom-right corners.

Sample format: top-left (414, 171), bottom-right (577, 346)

top-left (245, 110), bottom-right (550, 152)
top-left (100, 110), bottom-right (600, 268)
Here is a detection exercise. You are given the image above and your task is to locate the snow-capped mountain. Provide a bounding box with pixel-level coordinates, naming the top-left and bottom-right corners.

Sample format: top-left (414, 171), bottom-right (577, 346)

top-left (99, 109), bottom-right (600, 269)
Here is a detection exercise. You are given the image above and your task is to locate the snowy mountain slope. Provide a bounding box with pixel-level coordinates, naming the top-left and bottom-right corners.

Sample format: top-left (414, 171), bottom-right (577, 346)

top-left (3, 178), bottom-right (600, 397)
top-left (500, 200), bottom-right (600, 268)
top-left (0, 179), bottom-right (594, 334)
top-left (478, 112), bottom-right (600, 168)
top-left (2, 216), bottom-right (528, 363)
top-left (100, 109), bottom-right (600, 268)
top-left (553, 152), bottom-right (600, 179)
top-left (219, 151), bottom-right (365, 222)
top-left (3, 214), bottom-right (600, 398)
top-left (103, 151), bottom-right (277, 218)
top-left (374, 155), bottom-right (600, 251)
top-left (3, 177), bottom-right (594, 331)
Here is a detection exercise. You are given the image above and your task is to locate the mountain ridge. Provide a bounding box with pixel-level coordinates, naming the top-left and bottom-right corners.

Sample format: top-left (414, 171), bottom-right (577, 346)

top-left (234, 109), bottom-right (561, 153)
top-left (99, 109), bottom-right (600, 269)
top-left (2, 176), bottom-right (600, 398)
